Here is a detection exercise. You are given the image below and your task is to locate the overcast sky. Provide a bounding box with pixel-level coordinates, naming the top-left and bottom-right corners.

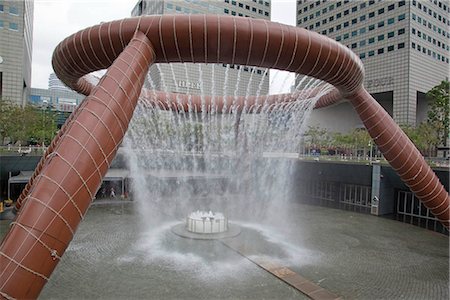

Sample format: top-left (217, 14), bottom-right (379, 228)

top-left (31, 0), bottom-right (296, 89)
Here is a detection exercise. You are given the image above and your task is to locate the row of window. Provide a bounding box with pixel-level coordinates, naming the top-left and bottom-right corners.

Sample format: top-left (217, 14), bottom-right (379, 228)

top-left (426, 0), bottom-right (449, 12)
top-left (224, 0), bottom-right (270, 16)
top-left (223, 8), bottom-right (269, 17)
top-left (166, 4), bottom-right (220, 15)
top-left (358, 43), bottom-right (405, 59)
top-left (412, 0), bottom-right (449, 26)
top-left (337, 28), bottom-right (405, 47)
top-left (221, 64), bottom-right (268, 76)
top-left (411, 12), bottom-right (449, 39)
top-left (298, 0), bottom-right (381, 12)
top-left (412, 42), bottom-right (449, 64)
top-left (412, 27), bottom-right (449, 52)
top-left (306, 13), bottom-right (405, 38)
top-left (0, 20), bottom-right (18, 30)
top-left (226, 0), bottom-right (269, 8)
top-left (298, 0), bottom-right (405, 22)
top-left (298, 2), bottom-right (407, 30)
top-left (0, 4), bottom-right (19, 15)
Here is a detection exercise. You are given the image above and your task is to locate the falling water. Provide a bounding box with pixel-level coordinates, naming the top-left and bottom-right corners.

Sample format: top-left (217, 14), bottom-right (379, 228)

top-left (121, 62), bottom-right (332, 272)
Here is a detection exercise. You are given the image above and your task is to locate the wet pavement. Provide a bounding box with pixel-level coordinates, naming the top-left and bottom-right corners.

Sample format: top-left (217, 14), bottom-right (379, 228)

top-left (0, 202), bottom-right (448, 299)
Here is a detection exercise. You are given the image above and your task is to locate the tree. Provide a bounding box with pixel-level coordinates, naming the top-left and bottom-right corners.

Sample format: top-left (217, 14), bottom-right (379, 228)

top-left (0, 98), bottom-right (58, 145)
top-left (427, 80), bottom-right (449, 147)
top-left (401, 123), bottom-right (439, 156)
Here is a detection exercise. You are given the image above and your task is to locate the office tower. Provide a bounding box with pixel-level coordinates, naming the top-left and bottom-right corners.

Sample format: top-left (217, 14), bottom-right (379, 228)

top-left (297, 0), bottom-right (449, 127)
top-left (0, 0), bottom-right (34, 106)
top-left (132, 0), bottom-right (271, 96)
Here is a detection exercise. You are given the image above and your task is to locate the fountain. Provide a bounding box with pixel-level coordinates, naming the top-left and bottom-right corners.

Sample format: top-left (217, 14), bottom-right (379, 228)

top-left (0, 15), bottom-right (449, 299)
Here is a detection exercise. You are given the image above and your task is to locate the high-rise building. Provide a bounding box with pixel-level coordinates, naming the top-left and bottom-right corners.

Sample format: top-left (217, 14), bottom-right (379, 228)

top-left (48, 72), bottom-right (71, 92)
top-left (297, 0), bottom-right (449, 128)
top-left (0, 0), bottom-right (34, 106)
top-left (131, 0), bottom-right (271, 96)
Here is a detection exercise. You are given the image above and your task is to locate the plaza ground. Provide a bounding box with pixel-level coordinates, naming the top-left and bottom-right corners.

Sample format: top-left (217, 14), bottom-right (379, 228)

top-left (1, 201), bottom-right (447, 299)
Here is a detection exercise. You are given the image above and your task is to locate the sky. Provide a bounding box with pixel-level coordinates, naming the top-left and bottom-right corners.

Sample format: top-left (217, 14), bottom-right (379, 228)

top-left (31, 0), bottom-right (296, 90)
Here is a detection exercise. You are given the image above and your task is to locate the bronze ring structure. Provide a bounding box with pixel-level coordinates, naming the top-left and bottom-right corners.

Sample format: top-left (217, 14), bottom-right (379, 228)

top-left (1, 15), bottom-right (449, 299)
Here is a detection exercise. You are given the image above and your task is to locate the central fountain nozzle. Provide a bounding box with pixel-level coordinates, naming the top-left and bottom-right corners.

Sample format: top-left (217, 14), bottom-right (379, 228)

top-left (186, 211), bottom-right (228, 234)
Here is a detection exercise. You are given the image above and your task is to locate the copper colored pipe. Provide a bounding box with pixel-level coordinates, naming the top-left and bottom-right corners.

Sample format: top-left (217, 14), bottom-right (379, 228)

top-left (0, 15), bottom-right (448, 299)
top-left (0, 31), bottom-right (155, 298)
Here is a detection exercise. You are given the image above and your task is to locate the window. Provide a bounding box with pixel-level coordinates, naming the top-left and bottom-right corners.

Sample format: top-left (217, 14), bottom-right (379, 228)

top-left (9, 6), bottom-right (18, 15)
top-left (322, 8), bottom-right (327, 13)
top-left (351, 43), bottom-right (357, 48)
top-left (369, 37), bottom-right (375, 44)
top-left (329, 27), bottom-right (334, 33)
top-left (343, 33), bottom-right (349, 39)
top-left (322, 19), bottom-right (327, 25)
top-left (344, 9), bottom-right (349, 15)
top-left (336, 12), bottom-right (341, 18)
top-left (360, 53), bottom-right (366, 59)
top-left (398, 28), bottom-right (405, 35)
top-left (398, 42), bottom-right (405, 49)
top-left (352, 30), bottom-right (357, 36)
top-left (412, 42), bottom-right (416, 49)
top-left (360, 15), bottom-right (366, 22)
top-left (360, 2), bottom-right (366, 9)
top-left (352, 6), bottom-right (357, 12)
top-left (329, 4), bottom-right (335, 10)
top-left (388, 31), bottom-right (394, 38)
top-left (352, 18), bottom-right (357, 24)
top-left (398, 14), bottom-right (405, 21)
top-left (239, 3), bottom-right (243, 7)
top-left (378, 34), bottom-right (384, 41)
top-left (336, 24), bottom-right (341, 30)
top-left (399, 0), bottom-right (405, 6)
top-left (378, 21), bottom-right (384, 28)
top-left (412, 13), bottom-right (416, 21)
top-left (316, 11), bottom-right (320, 17)
top-left (0, 4), bottom-right (3, 12)
top-left (231, 0), bottom-right (236, 5)
top-left (378, 48), bottom-right (384, 54)
top-left (359, 27), bottom-right (366, 34)
top-left (359, 40), bottom-right (366, 47)
top-left (412, 28), bottom-right (416, 34)
top-left (336, 1), bottom-right (341, 7)
top-left (388, 4), bottom-right (395, 11)
top-left (167, 3), bottom-right (173, 9)
top-left (388, 18), bottom-right (394, 25)
top-left (368, 50), bottom-right (375, 56)
top-left (9, 22), bottom-right (18, 30)
top-left (369, 0), bottom-right (375, 5)
top-left (0, 20), bottom-right (3, 28)
top-left (388, 45), bottom-right (394, 51)
top-left (336, 36), bottom-right (342, 41)
top-left (378, 8), bottom-right (384, 14)
top-left (369, 24), bottom-right (375, 31)
top-left (329, 16), bottom-right (334, 21)
top-left (231, 11), bottom-right (236, 15)
top-left (344, 21), bottom-right (349, 27)
top-left (369, 11), bottom-right (375, 18)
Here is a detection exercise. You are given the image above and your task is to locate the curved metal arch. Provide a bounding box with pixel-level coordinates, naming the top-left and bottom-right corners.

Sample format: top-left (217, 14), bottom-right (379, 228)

top-left (1, 15), bottom-right (448, 299)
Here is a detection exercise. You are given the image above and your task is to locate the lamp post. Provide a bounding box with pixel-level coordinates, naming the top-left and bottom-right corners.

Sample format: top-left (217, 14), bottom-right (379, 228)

top-left (369, 140), bottom-right (373, 162)
top-left (42, 99), bottom-right (48, 152)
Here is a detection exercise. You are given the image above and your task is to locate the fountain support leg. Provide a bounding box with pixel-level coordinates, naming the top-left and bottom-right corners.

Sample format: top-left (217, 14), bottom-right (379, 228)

top-left (0, 31), bottom-right (155, 299)
top-left (348, 88), bottom-right (449, 228)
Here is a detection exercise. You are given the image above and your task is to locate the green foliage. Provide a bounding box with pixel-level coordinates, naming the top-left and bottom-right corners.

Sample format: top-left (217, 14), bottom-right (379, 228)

top-left (0, 98), bottom-right (58, 145)
top-left (401, 123), bottom-right (439, 156)
top-left (426, 80), bottom-right (449, 146)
